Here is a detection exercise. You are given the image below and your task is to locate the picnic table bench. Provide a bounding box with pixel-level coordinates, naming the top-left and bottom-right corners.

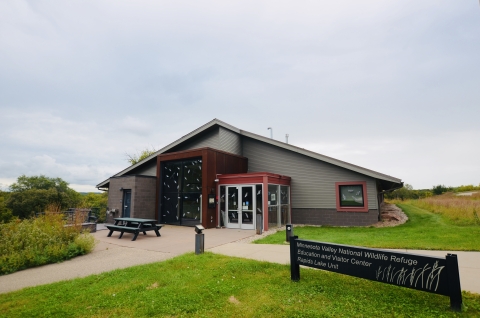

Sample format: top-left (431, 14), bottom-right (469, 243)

top-left (106, 217), bottom-right (162, 241)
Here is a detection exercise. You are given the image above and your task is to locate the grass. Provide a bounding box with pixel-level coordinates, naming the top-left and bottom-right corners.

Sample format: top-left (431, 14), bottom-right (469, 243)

top-left (0, 252), bottom-right (479, 317)
top-left (403, 193), bottom-right (480, 226)
top-left (255, 203), bottom-right (480, 251)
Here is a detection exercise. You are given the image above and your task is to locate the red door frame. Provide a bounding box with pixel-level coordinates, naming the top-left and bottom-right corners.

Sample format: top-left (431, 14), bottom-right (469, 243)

top-left (217, 172), bottom-right (291, 231)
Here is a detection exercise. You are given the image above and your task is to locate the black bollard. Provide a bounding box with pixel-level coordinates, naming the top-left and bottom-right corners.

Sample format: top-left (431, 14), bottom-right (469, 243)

top-left (195, 225), bottom-right (205, 255)
top-left (286, 224), bottom-right (293, 242)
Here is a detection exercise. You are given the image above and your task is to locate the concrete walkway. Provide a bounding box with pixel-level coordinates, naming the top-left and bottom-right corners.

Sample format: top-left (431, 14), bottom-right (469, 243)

top-left (0, 226), bottom-right (479, 295)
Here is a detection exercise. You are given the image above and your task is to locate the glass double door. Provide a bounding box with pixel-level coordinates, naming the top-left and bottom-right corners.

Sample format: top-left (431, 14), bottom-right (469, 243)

top-left (226, 186), bottom-right (255, 229)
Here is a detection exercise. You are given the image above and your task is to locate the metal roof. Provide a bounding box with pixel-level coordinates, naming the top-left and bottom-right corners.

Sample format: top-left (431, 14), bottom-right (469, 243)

top-left (96, 118), bottom-right (402, 188)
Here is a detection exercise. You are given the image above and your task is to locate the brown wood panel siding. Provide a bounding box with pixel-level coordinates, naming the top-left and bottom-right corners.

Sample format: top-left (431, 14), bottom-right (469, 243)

top-left (205, 149), bottom-right (216, 227)
top-left (216, 152), bottom-right (226, 174)
top-left (242, 137), bottom-right (378, 210)
top-left (219, 127), bottom-right (242, 155)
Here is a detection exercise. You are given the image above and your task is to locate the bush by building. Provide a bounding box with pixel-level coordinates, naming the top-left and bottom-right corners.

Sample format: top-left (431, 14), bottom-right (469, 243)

top-left (0, 213), bottom-right (95, 275)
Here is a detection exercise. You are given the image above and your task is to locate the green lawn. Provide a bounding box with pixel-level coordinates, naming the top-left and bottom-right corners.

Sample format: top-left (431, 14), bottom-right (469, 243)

top-left (1, 253), bottom-right (479, 317)
top-left (255, 203), bottom-right (480, 251)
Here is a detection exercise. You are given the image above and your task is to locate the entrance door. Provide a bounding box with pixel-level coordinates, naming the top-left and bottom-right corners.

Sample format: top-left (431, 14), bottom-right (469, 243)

top-left (226, 186), bottom-right (255, 230)
top-left (122, 190), bottom-right (131, 217)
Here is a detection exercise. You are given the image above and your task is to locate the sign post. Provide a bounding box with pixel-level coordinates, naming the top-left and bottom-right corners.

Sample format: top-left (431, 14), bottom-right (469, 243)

top-left (290, 237), bottom-right (462, 311)
top-left (446, 254), bottom-right (462, 311)
top-left (290, 235), bottom-right (299, 281)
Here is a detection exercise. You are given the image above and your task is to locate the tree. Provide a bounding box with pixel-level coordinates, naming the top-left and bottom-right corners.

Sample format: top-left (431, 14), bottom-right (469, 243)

top-left (391, 183), bottom-right (412, 200)
top-left (9, 175), bottom-right (69, 192)
top-left (432, 184), bottom-right (449, 196)
top-left (0, 190), bottom-right (14, 223)
top-left (79, 191), bottom-right (108, 222)
top-left (5, 175), bottom-right (81, 219)
top-left (384, 184), bottom-right (434, 200)
top-left (126, 147), bottom-right (156, 165)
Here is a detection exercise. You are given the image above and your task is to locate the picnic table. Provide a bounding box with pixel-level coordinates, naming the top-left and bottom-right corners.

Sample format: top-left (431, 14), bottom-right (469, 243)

top-left (106, 217), bottom-right (162, 241)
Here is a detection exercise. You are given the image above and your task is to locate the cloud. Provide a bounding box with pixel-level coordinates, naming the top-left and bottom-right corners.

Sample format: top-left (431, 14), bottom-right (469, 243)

top-left (0, 0), bottom-right (479, 192)
top-left (300, 131), bottom-right (480, 189)
top-left (120, 116), bottom-right (152, 136)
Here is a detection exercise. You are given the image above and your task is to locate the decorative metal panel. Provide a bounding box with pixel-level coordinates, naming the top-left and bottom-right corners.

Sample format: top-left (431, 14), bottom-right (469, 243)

top-left (161, 158), bottom-right (202, 225)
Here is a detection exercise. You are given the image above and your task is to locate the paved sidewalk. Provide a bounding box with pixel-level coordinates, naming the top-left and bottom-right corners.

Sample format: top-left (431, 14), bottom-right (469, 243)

top-left (1, 226), bottom-right (479, 295)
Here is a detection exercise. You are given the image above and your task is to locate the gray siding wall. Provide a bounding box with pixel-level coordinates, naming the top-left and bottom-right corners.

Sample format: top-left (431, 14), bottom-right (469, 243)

top-left (126, 159), bottom-right (157, 176)
top-left (173, 126), bottom-right (243, 155)
top-left (219, 127), bottom-right (242, 155)
top-left (242, 137), bottom-right (378, 210)
top-left (173, 127), bottom-right (219, 151)
top-left (124, 127), bottom-right (242, 179)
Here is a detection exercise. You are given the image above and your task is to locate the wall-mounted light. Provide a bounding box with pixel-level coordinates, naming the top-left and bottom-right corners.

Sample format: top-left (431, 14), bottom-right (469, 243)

top-left (119, 187), bottom-right (123, 191)
top-left (214, 179), bottom-right (219, 182)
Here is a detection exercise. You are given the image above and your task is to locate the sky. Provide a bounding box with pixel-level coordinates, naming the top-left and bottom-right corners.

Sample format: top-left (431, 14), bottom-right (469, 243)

top-left (1, 1), bottom-right (479, 192)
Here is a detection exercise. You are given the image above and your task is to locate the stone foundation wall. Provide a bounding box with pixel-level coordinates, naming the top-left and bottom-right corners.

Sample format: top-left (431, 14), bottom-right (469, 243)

top-left (81, 223), bottom-right (96, 233)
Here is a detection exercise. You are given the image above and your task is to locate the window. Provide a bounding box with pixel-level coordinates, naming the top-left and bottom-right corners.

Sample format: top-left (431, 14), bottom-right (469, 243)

top-left (335, 181), bottom-right (368, 212)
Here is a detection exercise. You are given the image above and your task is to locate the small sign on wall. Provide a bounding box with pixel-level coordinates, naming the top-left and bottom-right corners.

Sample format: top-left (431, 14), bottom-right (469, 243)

top-left (208, 194), bottom-right (215, 208)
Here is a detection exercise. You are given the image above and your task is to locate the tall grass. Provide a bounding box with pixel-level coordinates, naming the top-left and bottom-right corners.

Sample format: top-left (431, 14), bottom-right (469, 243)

top-left (0, 206), bottom-right (96, 275)
top-left (391, 192), bottom-right (480, 226)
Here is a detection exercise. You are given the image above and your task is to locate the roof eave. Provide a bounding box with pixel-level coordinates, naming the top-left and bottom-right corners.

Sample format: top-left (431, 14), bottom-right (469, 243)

top-left (111, 118), bottom-right (238, 178)
top-left (99, 118), bottom-right (402, 186)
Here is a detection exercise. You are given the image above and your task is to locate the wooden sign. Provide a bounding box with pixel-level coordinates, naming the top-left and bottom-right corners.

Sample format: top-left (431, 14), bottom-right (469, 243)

top-left (290, 236), bottom-right (462, 311)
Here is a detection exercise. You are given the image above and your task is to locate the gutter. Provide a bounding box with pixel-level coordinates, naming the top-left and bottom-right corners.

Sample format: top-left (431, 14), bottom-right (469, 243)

top-left (379, 182), bottom-right (404, 194)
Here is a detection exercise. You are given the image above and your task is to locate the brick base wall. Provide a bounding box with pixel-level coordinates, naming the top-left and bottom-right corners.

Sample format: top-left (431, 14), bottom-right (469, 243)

top-left (133, 177), bottom-right (157, 219)
top-left (292, 208), bottom-right (379, 226)
top-left (107, 175), bottom-right (157, 223)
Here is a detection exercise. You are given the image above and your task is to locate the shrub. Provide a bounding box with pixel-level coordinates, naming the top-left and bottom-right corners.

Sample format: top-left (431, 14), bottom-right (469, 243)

top-left (0, 213), bottom-right (96, 275)
top-left (0, 191), bottom-right (15, 223)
